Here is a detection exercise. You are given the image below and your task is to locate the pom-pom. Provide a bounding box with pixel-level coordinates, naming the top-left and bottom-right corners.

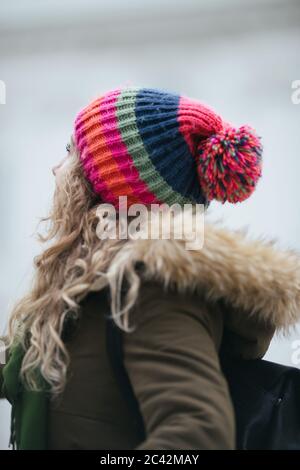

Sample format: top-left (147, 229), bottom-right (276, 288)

top-left (197, 125), bottom-right (263, 203)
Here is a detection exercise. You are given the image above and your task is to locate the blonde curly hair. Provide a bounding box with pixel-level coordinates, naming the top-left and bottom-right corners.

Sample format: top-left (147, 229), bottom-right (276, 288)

top-left (8, 144), bottom-right (129, 395)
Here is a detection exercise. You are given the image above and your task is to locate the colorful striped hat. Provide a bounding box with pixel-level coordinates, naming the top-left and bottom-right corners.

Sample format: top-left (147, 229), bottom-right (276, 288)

top-left (74, 86), bottom-right (263, 209)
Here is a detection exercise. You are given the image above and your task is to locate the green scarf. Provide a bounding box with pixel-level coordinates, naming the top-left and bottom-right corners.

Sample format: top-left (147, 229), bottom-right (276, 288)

top-left (2, 343), bottom-right (49, 450)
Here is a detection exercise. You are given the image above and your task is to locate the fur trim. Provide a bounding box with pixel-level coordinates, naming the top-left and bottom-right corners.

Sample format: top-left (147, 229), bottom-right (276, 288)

top-left (103, 211), bottom-right (300, 331)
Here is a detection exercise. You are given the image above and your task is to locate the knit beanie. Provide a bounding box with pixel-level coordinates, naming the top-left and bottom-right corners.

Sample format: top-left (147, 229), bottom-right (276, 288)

top-left (74, 86), bottom-right (262, 208)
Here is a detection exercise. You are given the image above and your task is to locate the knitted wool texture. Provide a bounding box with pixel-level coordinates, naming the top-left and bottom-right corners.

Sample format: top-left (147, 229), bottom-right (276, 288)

top-left (74, 86), bottom-right (263, 208)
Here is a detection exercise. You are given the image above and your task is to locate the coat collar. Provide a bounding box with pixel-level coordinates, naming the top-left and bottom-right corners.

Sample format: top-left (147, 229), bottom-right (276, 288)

top-left (101, 209), bottom-right (300, 332)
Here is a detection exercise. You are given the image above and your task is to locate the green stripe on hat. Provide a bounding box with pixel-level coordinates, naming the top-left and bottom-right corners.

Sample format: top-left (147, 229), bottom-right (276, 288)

top-left (115, 87), bottom-right (192, 206)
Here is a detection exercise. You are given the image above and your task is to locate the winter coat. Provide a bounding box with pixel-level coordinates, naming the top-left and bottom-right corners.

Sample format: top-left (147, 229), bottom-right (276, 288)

top-left (1, 216), bottom-right (300, 450)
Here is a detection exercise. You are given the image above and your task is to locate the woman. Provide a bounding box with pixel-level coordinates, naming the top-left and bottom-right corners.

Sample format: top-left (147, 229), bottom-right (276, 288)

top-left (1, 86), bottom-right (300, 450)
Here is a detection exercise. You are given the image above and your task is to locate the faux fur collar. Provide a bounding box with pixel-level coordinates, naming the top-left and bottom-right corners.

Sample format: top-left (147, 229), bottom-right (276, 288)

top-left (102, 211), bottom-right (300, 331)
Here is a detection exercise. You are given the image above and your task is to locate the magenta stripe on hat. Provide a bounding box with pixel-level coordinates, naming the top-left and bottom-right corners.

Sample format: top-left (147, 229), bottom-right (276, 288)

top-left (99, 88), bottom-right (157, 204)
top-left (178, 95), bottom-right (223, 156)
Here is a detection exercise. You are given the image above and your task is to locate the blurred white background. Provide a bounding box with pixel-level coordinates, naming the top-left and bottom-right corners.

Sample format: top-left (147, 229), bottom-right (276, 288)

top-left (0, 0), bottom-right (300, 449)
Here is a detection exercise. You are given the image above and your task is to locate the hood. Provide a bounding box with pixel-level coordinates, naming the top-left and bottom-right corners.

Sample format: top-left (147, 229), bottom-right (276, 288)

top-left (95, 210), bottom-right (300, 332)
